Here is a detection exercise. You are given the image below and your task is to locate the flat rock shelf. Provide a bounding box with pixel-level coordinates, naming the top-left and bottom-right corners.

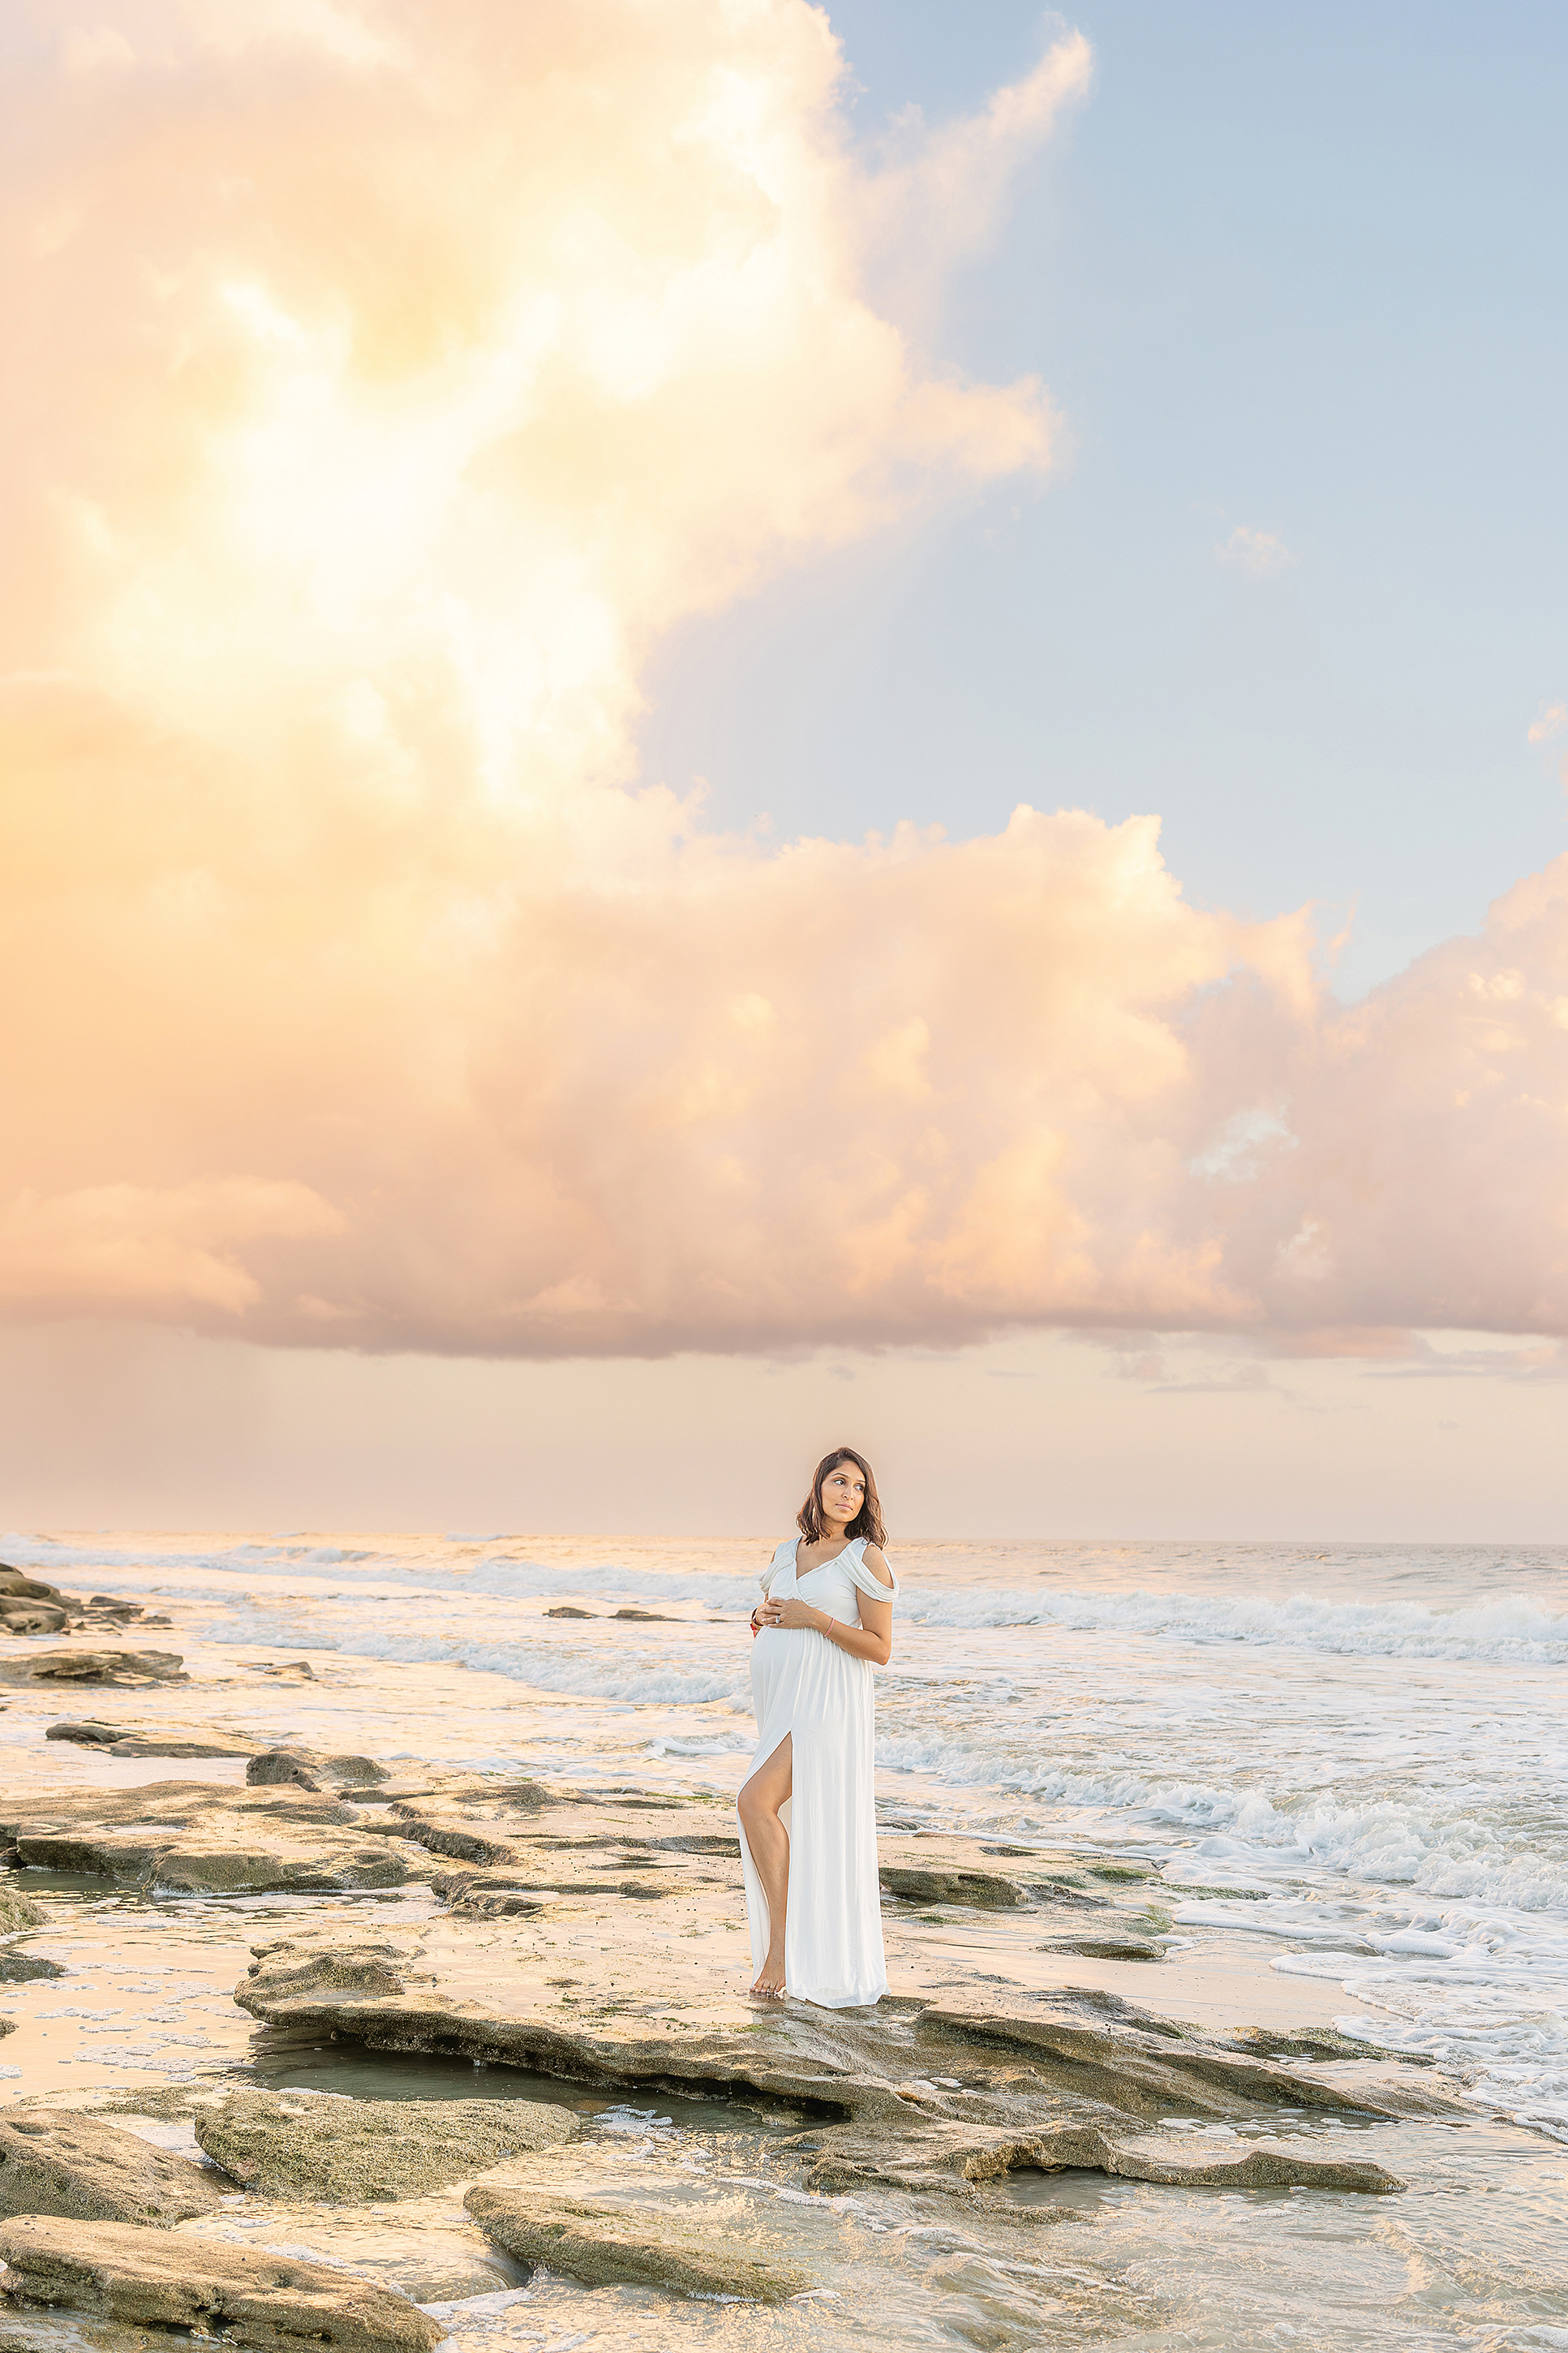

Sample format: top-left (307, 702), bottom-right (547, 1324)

top-left (0, 1738), bottom-right (1491, 2344)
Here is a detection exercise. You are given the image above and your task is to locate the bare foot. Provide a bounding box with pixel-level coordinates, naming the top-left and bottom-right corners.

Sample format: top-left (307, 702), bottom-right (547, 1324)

top-left (750, 1964), bottom-right (787, 1999)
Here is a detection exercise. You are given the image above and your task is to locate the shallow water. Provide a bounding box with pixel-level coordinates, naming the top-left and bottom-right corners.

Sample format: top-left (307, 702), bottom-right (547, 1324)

top-left (1, 1529), bottom-right (1566, 2347)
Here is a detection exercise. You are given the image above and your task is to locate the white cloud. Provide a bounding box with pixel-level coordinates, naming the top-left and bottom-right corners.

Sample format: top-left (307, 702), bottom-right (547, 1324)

top-left (1217, 525), bottom-right (1296, 578)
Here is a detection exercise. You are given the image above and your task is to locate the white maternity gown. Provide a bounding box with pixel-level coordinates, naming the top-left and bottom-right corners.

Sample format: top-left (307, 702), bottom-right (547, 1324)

top-left (738, 1535), bottom-right (898, 2009)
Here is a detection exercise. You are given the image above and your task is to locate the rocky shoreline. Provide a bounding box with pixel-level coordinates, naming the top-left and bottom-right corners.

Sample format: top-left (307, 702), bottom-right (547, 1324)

top-left (0, 1620), bottom-right (1494, 2346)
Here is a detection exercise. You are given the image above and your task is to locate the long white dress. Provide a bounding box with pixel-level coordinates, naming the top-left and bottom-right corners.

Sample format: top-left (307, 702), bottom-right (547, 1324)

top-left (737, 1534), bottom-right (898, 2009)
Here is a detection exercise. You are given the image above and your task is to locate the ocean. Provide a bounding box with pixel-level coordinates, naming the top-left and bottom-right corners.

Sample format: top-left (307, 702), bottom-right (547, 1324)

top-left (2, 1529), bottom-right (1567, 2348)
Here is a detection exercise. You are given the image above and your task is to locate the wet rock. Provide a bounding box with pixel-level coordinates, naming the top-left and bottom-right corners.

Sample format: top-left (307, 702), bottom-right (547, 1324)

top-left (465, 2185), bottom-right (809, 2302)
top-left (86, 1598), bottom-right (140, 1615)
top-left (429, 1869), bottom-right (544, 1919)
top-left (1232, 2025), bottom-right (1435, 2067)
top-left (108, 1736), bottom-right (261, 1760)
top-left (195, 2088), bottom-right (578, 2200)
top-left (0, 1950), bottom-right (63, 1982)
top-left (47, 1718), bottom-right (263, 1760)
top-left (325, 1756), bottom-right (390, 1787)
top-left (0, 1605), bottom-right (69, 1636)
top-left (0, 1573), bottom-right (79, 1620)
top-left (544, 1606), bottom-right (595, 1619)
top-left (879, 1866), bottom-right (1023, 1910)
top-left (802, 2119), bottom-right (1405, 2197)
top-left (374, 1805), bottom-right (520, 1865)
top-left (486, 1777), bottom-right (556, 1812)
top-left (239, 1938), bottom-right (412, 1998)
top-left (0, 2112), bottom-right (222, 2224)
top-left (0, 1651), bottom-right (184, 1688)
top-left (246, 1747), bottom-right (327, 1789)
top-left (0, 1883), bottom-right (45, 1936)
top-left (1021, 1878), bottom-right (1113, 1909)
top-left (612, 1609), bottom-right (676, 1622)
top-left (152, 1840), bottom-right (410, 1895)
top-left (915, 2002), bottom-right (1415, 2122)
top-left (0, 1781), bottom-right (431, 1897)
top-left (0, 2215), bottom-right (443, 2352)
top-left (235, 1926), bottom-right (1425, 2157)
top-left (1042, 1936), bottom-right (1164, 1962)
top-left (246, 1749), bottom-right (390, 1792)
top-left (1096, 2132), bottom-right (1406, 2192)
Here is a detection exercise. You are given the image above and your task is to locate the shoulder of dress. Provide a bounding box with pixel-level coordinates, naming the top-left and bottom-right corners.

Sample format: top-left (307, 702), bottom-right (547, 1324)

top-left (858, 1542), bottom-right (896, 1588)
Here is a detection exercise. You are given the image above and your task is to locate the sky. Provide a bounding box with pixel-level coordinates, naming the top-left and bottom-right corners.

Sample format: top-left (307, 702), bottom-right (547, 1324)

top-left (2, 1), bottom-right (1566, 1538)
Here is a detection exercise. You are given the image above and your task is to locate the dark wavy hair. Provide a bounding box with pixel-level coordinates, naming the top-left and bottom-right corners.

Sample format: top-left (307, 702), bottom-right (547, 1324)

top-left (797, 1448), bottom-right (886, 1548)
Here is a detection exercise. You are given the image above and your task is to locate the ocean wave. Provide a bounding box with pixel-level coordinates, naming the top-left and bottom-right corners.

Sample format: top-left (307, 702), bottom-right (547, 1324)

top-left (11, 1530), bottom-right (1568, 1662)
top-left (191, 1612), bottom-right (751, 1710)
top-left (874, 1734), bottom-right (1568, 1914)
top-left (888, 1585), bottom-right (1568, 1661)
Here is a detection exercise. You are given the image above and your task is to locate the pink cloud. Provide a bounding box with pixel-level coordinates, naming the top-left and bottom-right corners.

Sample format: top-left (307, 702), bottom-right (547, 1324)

top-left (3, 2), bottom-right (1565, 1362)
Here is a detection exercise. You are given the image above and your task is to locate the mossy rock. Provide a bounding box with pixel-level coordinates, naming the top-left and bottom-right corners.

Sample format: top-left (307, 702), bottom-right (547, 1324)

top-left (0, 1881), bottom-right (46, 1936)
top-left (196, 2090), bottom-right (578, 2201)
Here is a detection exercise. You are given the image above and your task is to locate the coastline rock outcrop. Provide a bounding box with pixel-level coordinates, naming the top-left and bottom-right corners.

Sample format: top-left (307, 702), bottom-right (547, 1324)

top-left (0, 1651), bottom-right (185, 1688)
top-left (0, 1752), bottom-right (1472, 2259)
top-left (465, 2184), bottom-right (809, 2301)
top-left (800, 2119), bottom-right (1405, 2197)
top-left (234, 1925), bottom-right (1446, 2203)
top-left (0, 1570), bottom-right (79, 1638)
top-left (0, 2113), bottom-right (222, 2225)
top-left (47, 1720), bottom-right (263, 1760)
top-left (247, 1749), bottom-right (390, 1792)
top-left (0, 1950), bottom-right (62, 1983)
top-left (0, 1883), bottom-right (45, 1938)
top-left (0, 1779), bottom-right (432, 1895)
top-left (195, 2088), bottom-right (578, 2201)
top-left (0, 2217), bottom-right (444, 2353)
top-left (879, 1865), bottom-right (1023, 1909)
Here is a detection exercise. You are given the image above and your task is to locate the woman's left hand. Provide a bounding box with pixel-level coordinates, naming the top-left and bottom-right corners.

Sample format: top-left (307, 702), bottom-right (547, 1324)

top-left (758, 1595), bottom-right (823, 1632)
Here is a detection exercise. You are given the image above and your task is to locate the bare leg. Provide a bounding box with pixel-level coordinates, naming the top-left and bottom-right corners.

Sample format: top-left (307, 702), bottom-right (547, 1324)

top-left (738, 1734), bottom-right (792, 1997)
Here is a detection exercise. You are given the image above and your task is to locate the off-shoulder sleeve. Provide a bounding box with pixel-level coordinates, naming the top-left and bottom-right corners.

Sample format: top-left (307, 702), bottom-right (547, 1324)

top-left (846, 1544), bottom-right (897, 1605)
top-left (758, 1538), bottom-right (795, 1596)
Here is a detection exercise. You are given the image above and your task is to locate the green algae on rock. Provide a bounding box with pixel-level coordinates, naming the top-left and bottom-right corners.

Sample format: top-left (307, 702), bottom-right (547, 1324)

top-left (1042, 1935), bottom-right (1165, 1961)
top-left (879, 1865), bottom-right (1024, 1908)
top-left (195, 2088), bottom-right (578, 2201)
top-left (465, 2183), bottom-right (810, 2302)
top-left (0, 1882), bottom-right (45, 1937)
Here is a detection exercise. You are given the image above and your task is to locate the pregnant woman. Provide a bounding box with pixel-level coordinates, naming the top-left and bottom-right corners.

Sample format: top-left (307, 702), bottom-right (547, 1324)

top-left (737, 1447), bottom-right (897, 2007)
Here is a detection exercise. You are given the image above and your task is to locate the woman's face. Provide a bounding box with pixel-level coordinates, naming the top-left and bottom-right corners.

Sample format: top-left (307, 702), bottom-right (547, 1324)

top-left (818, 1459), bottom-right (865, 1531)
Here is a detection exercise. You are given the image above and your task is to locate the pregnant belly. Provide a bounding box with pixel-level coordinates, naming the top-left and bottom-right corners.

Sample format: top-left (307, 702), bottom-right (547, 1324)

top-left (751, 1628), bottom-right (866, 1718)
